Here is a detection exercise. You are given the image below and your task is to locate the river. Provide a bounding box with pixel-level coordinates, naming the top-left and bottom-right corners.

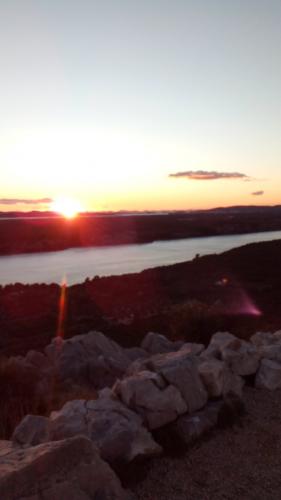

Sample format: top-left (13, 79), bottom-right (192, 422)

top-left (0, 230), bottom-right (281, 286)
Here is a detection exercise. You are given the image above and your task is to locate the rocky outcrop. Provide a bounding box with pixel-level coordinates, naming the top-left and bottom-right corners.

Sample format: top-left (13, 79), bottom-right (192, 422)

top-left (0, 436), bottom-right (133, 500)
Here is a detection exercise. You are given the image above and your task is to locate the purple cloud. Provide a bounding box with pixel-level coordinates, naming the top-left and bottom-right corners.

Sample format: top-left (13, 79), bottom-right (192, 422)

top-left (251, 191), bottom-right (264, 196)
top-left (169, 170), bottom-right (250, 181)
top-left (0, 197), bottom-right (53, 205)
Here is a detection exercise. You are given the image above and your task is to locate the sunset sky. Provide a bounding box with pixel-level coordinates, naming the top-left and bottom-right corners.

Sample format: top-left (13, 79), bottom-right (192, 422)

top-left (0, 0), bottom-right (280, 212)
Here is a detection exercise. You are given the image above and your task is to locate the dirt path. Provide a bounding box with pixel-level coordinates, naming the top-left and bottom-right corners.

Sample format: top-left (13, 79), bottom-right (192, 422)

top-left (131, 388), bottom-right (281, 500)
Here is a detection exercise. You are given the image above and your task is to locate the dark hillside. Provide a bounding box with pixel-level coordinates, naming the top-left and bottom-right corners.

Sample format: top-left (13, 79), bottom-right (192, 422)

top-left (0, 239), bottom-right (281, 357)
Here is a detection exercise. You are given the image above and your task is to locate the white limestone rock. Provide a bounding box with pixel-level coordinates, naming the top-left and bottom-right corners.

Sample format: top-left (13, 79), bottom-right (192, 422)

top-left (209, 332), bottom-right (241, 352)
top-left (141, 332), bottom-right (183, 355)
top-left (199, 359), bottom-right (225, 398)
top-left (199, 359), bottom-right (244, 400)
top-left (50, 395), bottom-right (161, 464)
top-left (221, 342), bottom-right (260, 376)
top-left (258, 344), bottom-right (281, 363)
top-left (250, 331), bottom-right (275, 347)
top-left (170, 401), bottom-right (224, 446)
top-left (12, 415), bottom-right (50, 447)
top-left (44, 331), bottom-right (132, 388)
top-left (149, 350), bottom-right (208, 413)
top-left (113, 370), bottom-right (188, 429)
top-left (180, 342), bottom-right (205, 356)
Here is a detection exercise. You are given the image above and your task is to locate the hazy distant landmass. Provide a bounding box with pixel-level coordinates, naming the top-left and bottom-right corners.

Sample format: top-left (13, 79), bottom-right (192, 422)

top-left (0, 205), bottom-right (281, 255)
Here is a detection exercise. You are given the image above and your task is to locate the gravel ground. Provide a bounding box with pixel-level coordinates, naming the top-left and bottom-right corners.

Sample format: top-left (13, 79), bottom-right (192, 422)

top-left (130, 387), bottom-right (281, 500)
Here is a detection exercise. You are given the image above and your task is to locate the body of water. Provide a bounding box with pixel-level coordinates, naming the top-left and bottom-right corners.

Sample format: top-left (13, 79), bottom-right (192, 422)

top-left (0, 230), bottom-right (281, 286)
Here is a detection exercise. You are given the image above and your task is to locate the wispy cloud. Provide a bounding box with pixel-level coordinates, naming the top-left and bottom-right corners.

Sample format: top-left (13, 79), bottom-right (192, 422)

top-left (251, 190), bottom-right (264, 196)
top-left (0, 197), bottom-right (52, 205)
top-left (169, 170), bottom-right (250, 181)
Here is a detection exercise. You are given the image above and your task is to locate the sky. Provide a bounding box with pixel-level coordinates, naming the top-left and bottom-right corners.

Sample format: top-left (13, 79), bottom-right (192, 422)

top-left (0, 0), bottom-right (280, 212)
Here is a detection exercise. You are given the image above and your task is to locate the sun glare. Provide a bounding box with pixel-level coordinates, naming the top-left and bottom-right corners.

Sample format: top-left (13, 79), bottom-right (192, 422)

top-left (51, 198), bottom-right (83, 219)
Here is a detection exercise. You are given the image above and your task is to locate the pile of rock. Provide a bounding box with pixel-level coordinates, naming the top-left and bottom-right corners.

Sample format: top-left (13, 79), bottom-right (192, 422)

top-left (2, 329), bottom-right (281, 498)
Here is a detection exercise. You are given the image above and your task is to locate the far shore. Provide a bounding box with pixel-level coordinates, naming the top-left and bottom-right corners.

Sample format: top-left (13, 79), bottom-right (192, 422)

top-left (1, 205), bottom-right (281, 256)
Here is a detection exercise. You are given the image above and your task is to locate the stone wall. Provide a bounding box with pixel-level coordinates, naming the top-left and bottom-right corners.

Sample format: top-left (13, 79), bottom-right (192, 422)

top-left (2, 329), bottom-right (281, 499)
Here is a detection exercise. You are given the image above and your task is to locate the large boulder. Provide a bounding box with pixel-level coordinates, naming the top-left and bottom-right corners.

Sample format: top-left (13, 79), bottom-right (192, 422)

top-left (221, 342), bottom-right (260, 376)
top-left (222, 368), bottom-right (245, 401)
top-left (170, 401), bottom-right (224, 446)
top-left (200, 332), bottom-right (239, 361)
top-left (114, 370), bottom-right (187, 429)
top-left (180, 342), bottom-right (205, 356)
top-left (199, 359), bottom-right (225, 398)
top-left (256, 359), bottom-right (281, 390)
top-left (44, 331), bottom-right (132, 388)
top-left (12, 415), bottom-right (50, 447)
top-left (13, 393), bottom-right (161, 465)
top-left (250, 331), bottom-right (275, 347)
top-left (273, 330), bottom-right (281, 342)
top-left (124, 347), bottom-right (149, 363)
top-left (199, 359), bottom-right (244, 400)
top-left (86, 393), bottom-right (162, 463)
top-left (0, 436), bottom-right (133, 500)
top-left (258, 344), bottom-right (281, 363)
top-left (148, 350), bottom-right (208, 413)
top-left (126, 350), bottom-right (208, 413)
top-left (209, 332), bottom-right (240, 352)
top-left (141, 332), bottom-right (183, 355)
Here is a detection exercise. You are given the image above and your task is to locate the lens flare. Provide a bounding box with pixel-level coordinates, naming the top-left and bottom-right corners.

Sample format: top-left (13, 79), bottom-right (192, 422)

top-left (57, 275), bottom-right (67, 339)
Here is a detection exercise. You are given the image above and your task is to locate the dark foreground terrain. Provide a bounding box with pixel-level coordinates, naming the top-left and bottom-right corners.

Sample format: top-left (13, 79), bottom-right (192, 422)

top-left (131, 387), bottom-right (281, 500)
top-left (1, 205), bottom-right (281, 255)
top-left (1, 238), bottom-right (281, 357)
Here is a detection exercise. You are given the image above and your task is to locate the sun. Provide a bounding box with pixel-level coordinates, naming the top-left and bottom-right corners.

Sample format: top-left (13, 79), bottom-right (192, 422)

top-left (51, 198), bottom-right (83, 219)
